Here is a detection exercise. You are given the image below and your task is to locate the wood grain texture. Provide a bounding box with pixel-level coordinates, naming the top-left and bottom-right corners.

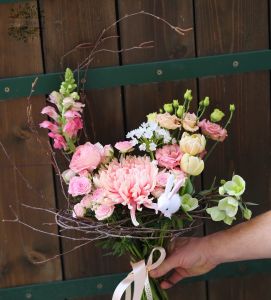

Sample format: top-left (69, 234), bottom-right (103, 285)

top-left (195, 0), bottom-right (271, 299)
top-left (0, 1), bottom-right (62, 288)
top-left (118, 1), bottom-right (207, 300)
top-left (39, 1), bottom-right (127, 299)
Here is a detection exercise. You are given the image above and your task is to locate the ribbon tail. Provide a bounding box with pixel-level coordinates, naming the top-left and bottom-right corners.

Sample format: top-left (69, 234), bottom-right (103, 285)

top-left (112, 274), bottom-right (133, 300)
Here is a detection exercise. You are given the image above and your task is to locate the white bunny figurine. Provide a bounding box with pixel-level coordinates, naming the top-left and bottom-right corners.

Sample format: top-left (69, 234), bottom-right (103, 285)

top-left (157, 174), bottom-right (185, 218)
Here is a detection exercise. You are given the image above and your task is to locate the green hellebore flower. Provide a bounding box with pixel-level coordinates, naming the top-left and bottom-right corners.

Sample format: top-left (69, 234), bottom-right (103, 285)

top-left (184, 89), bottom-right (193, 101)
top-left (203, 97), bottom-right (210, 107)
top-left (230, 104), bottom-right (235, 112)
top-left (210, 108), bottom-right (225, 122)
top-left (164, 103), bottom-right (174, 113)
top-left (147, 112), bottom-right (157, 122)
top-left (181, 194), bottom-right (199, 212)
top-left (206, 206), bottom-right (226, 221)
top-left (243, 208), bottom-right (252, 220)
top-left (223, 175), bottom-right (246, 197)
top-left (218, 196), bottom-right (239, 218)
top-left (173, 99), bottom-right (179, 108)
top-left (176, 105), bottom-right (184, 118)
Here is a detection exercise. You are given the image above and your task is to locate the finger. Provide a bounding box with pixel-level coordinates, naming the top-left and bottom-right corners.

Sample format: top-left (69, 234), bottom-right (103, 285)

top-left (149, 254), bottom-right (178, 278)
top-left (160, 271), bottom-right (185, 289)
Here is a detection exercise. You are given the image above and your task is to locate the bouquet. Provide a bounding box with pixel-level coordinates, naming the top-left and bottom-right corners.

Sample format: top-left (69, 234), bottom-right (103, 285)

top-left (40, 68), bottom-right (252, 300)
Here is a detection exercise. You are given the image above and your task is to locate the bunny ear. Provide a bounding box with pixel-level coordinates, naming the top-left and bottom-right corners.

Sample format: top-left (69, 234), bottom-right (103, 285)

top-left (168, 177), bottom-right (186, 199)
top-left (164, 174), bottom-right (175, 194)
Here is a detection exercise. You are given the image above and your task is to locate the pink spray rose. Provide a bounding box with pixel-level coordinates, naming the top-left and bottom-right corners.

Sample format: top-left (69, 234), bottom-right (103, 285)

top-left (48, 132), bottom-right (67, 150)
top-left (72, 203), bottom-right (86, 218)
top-left (39, 121), bottom-right (59, 133)
top-left (114, 141), bottom-right (134, 153)
top-left (68, 176), bottom-right (92, 197)
top-left (69, 142), bottom-right (102, 173)
top-left (63, 117), bottom-right (83, 138)
top-left (155, 144), bottom-right (183, 169)
top-left (41, 106), bottom-right (59, 121)
top-left (80, 194), bottom-right (93, 208)
top-left (199, 119), bottom-right (228, 142)
top-left (95, 204), bottom-right (115, 221)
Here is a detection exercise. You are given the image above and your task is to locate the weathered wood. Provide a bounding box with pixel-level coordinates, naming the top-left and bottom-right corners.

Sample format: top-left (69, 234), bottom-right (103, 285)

top-left (39, 1), bottom-right (127, 299)
top-left (0, 1), bottom-right (62, 288)
top-left (117, 1), bottom-right (207, 299)
top-left (195, 0), bottom-right (271, 299)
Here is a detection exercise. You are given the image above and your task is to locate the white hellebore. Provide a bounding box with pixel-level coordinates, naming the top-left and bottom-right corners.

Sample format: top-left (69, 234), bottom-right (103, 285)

top-left (157, 174), bottom-right (185, 218)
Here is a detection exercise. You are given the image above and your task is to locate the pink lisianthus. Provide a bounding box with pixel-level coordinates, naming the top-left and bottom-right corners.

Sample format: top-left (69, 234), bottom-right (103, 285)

top-left (93, 156), bottom-right (158, 226)
top-left (198, 119), bottom-right (228, 142)
top-left (48, 132), bottom-right (67, 150)
top-left (115, 141), bottom-right (134, 153)
top-left (69, 142), bottom-right (102, 173)
top-left (156, 171), bottom-right (171, 187)
top-left (155, 144), bottom-right (183, 169)
top-left (40, 120), bottom-right (59, 133)
top-left (63, 117), bottom-right (83, 138)
top-left (72, 203), bottom-right (86, 218)
top-left (156, 112), bottom-right (181, 130)
top-left (41, 106), bottom-right (59, 121)
top-left (95, 204), bottom-right (115, 220)
top-left (182, 113), bottom-right (199, 132)
top-left (68, 176), bottom-right (92, 197)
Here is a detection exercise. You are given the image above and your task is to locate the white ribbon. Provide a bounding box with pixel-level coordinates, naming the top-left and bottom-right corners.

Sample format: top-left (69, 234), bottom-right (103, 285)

top-left (112, 247), bottom-right (166, 300)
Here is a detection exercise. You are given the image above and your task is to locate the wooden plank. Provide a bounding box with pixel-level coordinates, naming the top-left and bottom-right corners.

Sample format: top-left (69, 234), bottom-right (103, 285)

top-left (117, 1), bottom-right (207, 300)
top-left (0, 1), bottom-right (62, 288)
top-left (39, 1), bottom-right (127, 299)
top-left (195, 0), bottom-right (271, 299)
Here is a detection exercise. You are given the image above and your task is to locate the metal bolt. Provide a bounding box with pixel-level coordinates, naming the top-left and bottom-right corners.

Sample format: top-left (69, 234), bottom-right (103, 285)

top-left (25, 292), bottom-right (32, 299)
top-left (232, 60), bottom-right (239, 68)
top-left (97, 283), bottom-right (103, 289)
top-left (156, 69), bottom-right (163, 75)
top-left (4, 86), bottom-right (10, 93)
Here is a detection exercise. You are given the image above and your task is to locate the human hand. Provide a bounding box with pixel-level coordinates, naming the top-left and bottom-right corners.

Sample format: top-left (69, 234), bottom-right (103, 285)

top-left (150, 237), bottom-right (217, 289)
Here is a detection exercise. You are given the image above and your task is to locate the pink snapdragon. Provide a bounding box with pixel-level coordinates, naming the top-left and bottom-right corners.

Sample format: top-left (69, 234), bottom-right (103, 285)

top-left (68, 176), bottom-right (92, 197)
top-left (93, 156), bottom-right (158, 226)
top-left (155, 144), bottom-right (183, 169)
top-left (41, 106), bottom-right (59, 121)
top-left (39, 121), bottom-right (59, 133)
top-left (199, 119), bottom-right (228, 142)
top-left (63, 117), bottom-right (83, 138)
top-left (48, 132), bottom-right (67, 150)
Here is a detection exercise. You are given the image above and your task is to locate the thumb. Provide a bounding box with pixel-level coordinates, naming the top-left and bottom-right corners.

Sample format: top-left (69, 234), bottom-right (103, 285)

top-left (150, 252), bottom-right (179, 278)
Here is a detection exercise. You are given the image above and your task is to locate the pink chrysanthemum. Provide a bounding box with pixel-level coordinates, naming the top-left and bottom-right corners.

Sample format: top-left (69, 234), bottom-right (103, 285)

top-left (93, 156), bottom-right (158, 226)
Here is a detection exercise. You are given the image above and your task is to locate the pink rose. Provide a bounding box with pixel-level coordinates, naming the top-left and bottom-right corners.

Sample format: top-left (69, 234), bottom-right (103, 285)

top-left (68, 176), bottom-right (92, 197)
top-left (156, 171), bottom-right (170, 187)
top-left (115, 141), bottom-right (134, 153)
top-left (48, 132), bottom-right (66, 150)
top-left (199, 119), bottom-right (228, 142)
top-left (155, 144), bottom-right (183, 169)
top-left (40, 121), bottom-right (59, 133)
top-left (80, 194), bottom-right (93, 208)
top-left (156, 113), bottom-right (181, 130)
top-left (95, 204), bottom-right (114, 220)
top-left (41, 106), bottom-right (59, 121)
top-left (69, 142), bottom-right (102, 173)
top-left (72, 203), bottom-right (86, 218)
top-left (62, 169), bottom-right (76, 183)
top-left (63, 117), bottom-right (83, 138)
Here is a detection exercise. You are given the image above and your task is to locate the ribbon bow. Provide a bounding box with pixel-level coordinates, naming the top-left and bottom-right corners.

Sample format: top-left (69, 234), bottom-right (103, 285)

top-left (112, 247), bottom-right (166, 300)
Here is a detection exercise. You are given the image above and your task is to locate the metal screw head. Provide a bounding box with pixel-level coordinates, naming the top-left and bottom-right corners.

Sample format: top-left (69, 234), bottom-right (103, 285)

top-left (25, 292), bottom-right (32, 299)
top-left (97, 283), bottom-right (103, 289)
top-left (156, 69), bottom-right (163, 75)
top-left (232, 60), bottom-right (239, 68)
top-left (4, 86), bottom-right (10, 93)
